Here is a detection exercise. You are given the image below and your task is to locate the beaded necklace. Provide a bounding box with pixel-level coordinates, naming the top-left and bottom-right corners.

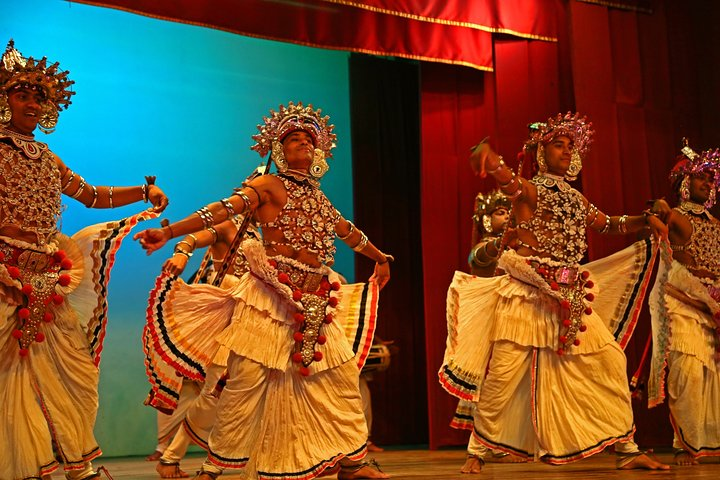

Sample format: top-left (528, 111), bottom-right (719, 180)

top-left (0, 128), bottom-right (62, 246)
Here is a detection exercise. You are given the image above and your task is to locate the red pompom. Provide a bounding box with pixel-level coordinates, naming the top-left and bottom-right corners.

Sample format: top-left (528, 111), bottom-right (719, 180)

top-left (21, 284), bottom-right (33, 295)
top-left (293, 313), bottom-right (305, 323)
top-left (562, 319), bottom-right (571, 327)
top-left (0, 251), bottom-right (5, 261)
top-left (18, 307), bottom-right (30, 319)
top-left (268, 259), bottom-right (278, 268)
top-left (11, 329), bottom-right (23, 339)
top-left (19, 348), bottom-right (29, 357)
top-left (53, 250), bottom-right (66, 262)
top-left (320, 280), bottom-right (331, 291)
top-left (293, 332), bottom-right (304, 342)
top-left (584, 306), bottom-right (593, 315)
top-left (58, 274), bottom-right (71, 287)
top-left (313, 351), bottom-right (323, 361)
top-left (7, 266), bottom-right (20, 279)
top-left (581, 270), bottom-right (590, 280)
top-left (559, 335), bottom-right (567, 344)
top-left (43, 312), bottom-right (54, 323)
top-left (299, 366), bottom-right (310, 377)
top-left (550, 282), bottom-right (559, 291)
top-left (556, 348), bottom-right (565, 356)
top-left (573, 339), bottom-right (581, 346)
top-left (52, 294), bottom-right (64, 305)
top-left (35, 332), bottom-right (45, 343)
top-left (292, 290), bottom-right (303, 301)
top-left (328, 297), bottom-right (338, 307)
top-left (291, 352), bottom-right (303, 363)
top-left (584, 293), bottom-right (595, 301)
top-left (324, 314), bottom-right (333, 324)
top-left (60, 258), bottom-right (73, 270)
top-left (278, 272), bottom-right (290, 284)
top-left (560, 300), bottom-right (570, 310)
top-left (317, 335), bottom-right (327, 345)
top-left (331, 282), bottom-right (341, 291)
top-left (584, 280), bottom-right (594, 289)
top-left (579, 324), bottom-right (588, 332)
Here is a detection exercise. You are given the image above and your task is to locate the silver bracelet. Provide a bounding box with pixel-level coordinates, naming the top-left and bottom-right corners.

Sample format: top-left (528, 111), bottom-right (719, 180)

top-left (600, 215), bottom-right (611, 234)
top-left (619, 215), bottom-right (628, 234)
top-left (339, 221), bottom-right (356, 240)
top-left (108, 186), bottom-right (114, 208)
top-left (352, 231), bottom-right (368, 252)
top-left (87, 185), bottom-right (98, 208)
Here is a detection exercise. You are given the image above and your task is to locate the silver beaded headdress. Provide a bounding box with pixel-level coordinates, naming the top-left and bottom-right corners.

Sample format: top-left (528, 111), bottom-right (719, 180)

top-left (0, 40), bottom-right (75, 133)
top-left (524, 112), bottom-right (594, 181)
top-left (251, 102), bottom-right (337, 178)
top-left (671, 138), bottom-right (720, 207)
top-left (474, 189), bottom-right (511, 234)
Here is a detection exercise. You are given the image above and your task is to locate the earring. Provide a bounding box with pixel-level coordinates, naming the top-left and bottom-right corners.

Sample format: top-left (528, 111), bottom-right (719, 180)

top-left (271, 140), bottom-right (288, 173)
top-left (536, 146), bottom-right (547, 174)
top-left (482, 215), bottom-right (492, 234)
top-left (309, 148), bottom-right (329, 179)
top-left (680, 176), bottom-right (690, 201)
top-left (38, 102), bottom-right (58, 134)
top-left (565, 151), bottom-right (582, 181)
top-left (706, 187), bottom-right (717, 209)
top-left (0, 94), bottom-right (11, 125)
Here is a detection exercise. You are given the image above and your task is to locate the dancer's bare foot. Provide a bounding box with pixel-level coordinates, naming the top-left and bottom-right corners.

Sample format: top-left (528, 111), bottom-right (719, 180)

top-left (674, 450), bottom-right (699, 466)
top-left (367, 441), bottom-right (384, 453)
top-left (193, 474), bottom-right (219, 480)
top-left (157, 461), bottom-right (190, 478)
top-left (618, 453), bottom-right (670, 470)
top-left (338, 461), bottom-right (390, 479)
top-left (486, 452), bottom-right (527, 464)
top-left (146, 450), bottom-right (163, 461)
top-left (460, 455), bottom-right (483, 474)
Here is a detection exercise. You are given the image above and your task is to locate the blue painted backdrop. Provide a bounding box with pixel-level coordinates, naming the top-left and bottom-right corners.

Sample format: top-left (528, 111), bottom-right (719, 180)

top-left (2, 0), bottom-right (354, 457)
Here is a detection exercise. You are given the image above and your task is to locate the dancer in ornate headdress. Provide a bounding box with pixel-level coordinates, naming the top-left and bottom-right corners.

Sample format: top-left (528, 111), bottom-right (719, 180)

top-left (467, 190), bottom-right (511, 277)
top-left (439, 112), bottom-right (670, 473)
top-left (135, 102), bottom-right (392, 480)
top-left (647, 140), bottom-right (720, 465)
top-left (0, 40), bottom-right (168, 480)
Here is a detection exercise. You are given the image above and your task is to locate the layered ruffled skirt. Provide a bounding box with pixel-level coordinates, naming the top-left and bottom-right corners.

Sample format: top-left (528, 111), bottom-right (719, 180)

top-left (440, 240), bottom-right (657, 463)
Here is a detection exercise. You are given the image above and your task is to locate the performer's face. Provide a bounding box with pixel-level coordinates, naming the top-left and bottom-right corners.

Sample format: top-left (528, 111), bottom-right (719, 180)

top-left (282, 130), bottom-right (315, 170)
top-left (689, 171), bottom-right (715, 204)
top-left (6, 87), bottom-right (43, 135)
top-left (490, 207), bottom-right (509, 233)
top-left (544, 135), bottom-right (573, 176)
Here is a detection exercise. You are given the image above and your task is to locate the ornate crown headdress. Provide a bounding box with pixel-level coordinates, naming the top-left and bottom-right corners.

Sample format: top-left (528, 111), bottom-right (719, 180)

top-left (670, 138), bottom-right (720, 207)
top-left (474, 190), bottom-right (511, 234)
top-left (0, 40), bottom-right (75, 133)
top-left (251, 102), bottom-right (336, 179)
top-left (251, 102), bottom-right (336, 158)
top-left (523, 112), bottom-right (594, 181)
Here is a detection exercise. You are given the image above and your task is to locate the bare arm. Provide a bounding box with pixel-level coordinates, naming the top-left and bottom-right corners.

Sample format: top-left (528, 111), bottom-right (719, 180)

top-left (336, 217), bottom-right (392, 290)
top-left (56, 155), bottom-right (168, 212)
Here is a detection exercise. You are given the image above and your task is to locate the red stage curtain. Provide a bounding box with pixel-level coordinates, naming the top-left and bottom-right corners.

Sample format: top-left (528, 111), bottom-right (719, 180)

top-left (71, 0), bottom-right (559, 71)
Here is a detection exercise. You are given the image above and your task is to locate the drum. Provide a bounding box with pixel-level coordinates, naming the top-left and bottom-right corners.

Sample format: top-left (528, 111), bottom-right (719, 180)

top-left (361, 343), bottom-right (391, 374)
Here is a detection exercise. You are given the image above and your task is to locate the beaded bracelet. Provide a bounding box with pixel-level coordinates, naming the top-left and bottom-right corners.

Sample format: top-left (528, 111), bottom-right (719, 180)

top-left (618, 215), bottom-right (628, 234)
top-left (599, 215), bottom-right (611, 234)
top-left (196, 206), bottom-right (214, 228)
top-left (487, 156), bottom-right (505, 175)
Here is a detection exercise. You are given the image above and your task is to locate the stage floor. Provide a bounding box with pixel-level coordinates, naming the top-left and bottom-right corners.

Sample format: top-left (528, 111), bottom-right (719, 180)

top-left (93, 448), bottom-right (718, 479)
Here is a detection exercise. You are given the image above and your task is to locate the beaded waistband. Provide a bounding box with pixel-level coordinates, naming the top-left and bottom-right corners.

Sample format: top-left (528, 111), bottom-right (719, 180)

top-left (0, 239), bottom-right (73, 356)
